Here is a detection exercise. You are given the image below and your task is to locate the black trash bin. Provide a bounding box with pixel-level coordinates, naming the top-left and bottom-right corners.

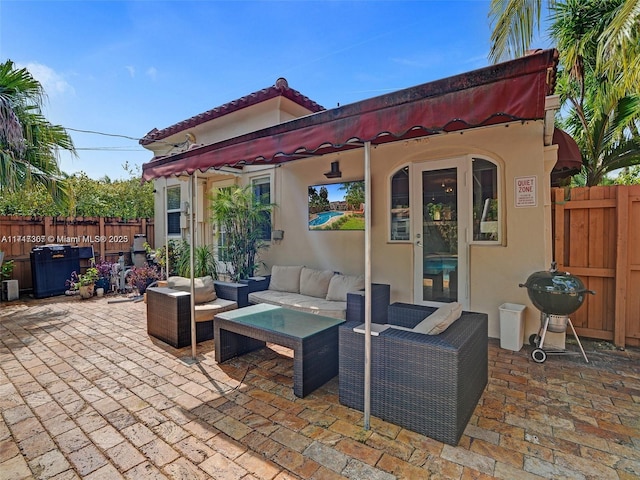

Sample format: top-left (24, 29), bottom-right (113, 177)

top-left (31, 245), bottom-right (80, 298)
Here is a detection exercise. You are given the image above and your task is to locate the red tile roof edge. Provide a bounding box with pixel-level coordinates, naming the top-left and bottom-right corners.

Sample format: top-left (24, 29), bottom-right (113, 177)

top-left (139, 78), bottom-right (325, 146)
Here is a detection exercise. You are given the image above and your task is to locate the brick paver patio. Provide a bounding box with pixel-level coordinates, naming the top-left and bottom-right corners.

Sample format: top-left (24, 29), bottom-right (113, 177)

top-left (1, 295), bottom-right (639, 479)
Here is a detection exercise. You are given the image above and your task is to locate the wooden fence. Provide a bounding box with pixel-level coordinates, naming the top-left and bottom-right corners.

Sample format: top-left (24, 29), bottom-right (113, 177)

top-left (0, 216), bottom-right (154, 291)
top-left (553, 185), bottom-right (640, 348)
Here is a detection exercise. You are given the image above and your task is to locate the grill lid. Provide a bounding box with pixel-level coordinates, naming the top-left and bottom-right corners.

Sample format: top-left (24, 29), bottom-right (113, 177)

top-left (519, 262), bottom-right (595, 315)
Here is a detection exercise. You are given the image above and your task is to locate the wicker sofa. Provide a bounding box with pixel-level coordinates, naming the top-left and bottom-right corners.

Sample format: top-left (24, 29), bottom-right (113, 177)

top-left (146, 277), bottom-right (248, 348)
top-left (339, 302), bottom-right (488, 445)
top-left (246, 265), bottom-right (390, 322)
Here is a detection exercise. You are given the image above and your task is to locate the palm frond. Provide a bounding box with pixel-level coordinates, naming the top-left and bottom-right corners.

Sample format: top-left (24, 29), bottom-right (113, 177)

top-left (0, 60), bottom-right (75, 206)
top-left (489, 0), bottom-right (547, 63)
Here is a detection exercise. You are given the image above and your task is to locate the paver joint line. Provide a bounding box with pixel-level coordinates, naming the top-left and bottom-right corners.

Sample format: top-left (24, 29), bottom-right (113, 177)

top-left (0, 296), bottom-right (638, 480)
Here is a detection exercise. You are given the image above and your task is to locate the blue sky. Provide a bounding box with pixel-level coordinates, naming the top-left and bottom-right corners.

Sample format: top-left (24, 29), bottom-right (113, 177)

top-left (311, 181), bottom-right (355, 203)
top-left (1, 1), bottom-right (552, 180)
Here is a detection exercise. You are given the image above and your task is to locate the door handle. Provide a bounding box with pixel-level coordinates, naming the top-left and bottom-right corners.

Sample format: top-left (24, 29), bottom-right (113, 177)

top-left (416, 241), bottom-right (422, 247)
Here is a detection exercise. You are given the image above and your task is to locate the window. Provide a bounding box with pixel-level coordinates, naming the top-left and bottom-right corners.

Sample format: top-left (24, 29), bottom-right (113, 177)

top-left (166, 186), bottom-right (181, 236)
top-left (252, 176), bottom-right (272, 241)
top-left (390, 166), bottom-right (410, 241)
top-left (472, 158), bottom-right (500, 242)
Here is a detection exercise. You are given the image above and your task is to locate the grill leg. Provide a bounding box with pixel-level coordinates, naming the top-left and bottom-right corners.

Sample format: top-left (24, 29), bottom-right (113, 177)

top-left (567, 318), bottom-right (589, 363)
top-left (538, 314), bottom-right (551, 349)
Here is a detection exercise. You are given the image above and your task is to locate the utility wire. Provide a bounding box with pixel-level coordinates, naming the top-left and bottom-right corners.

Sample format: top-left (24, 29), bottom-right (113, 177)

top-left (66, 127), bottom-right (142, 141)
top-left (66, 127), bottom-right (185, 147)
top-left (75, 147), bottom-right (146, 151)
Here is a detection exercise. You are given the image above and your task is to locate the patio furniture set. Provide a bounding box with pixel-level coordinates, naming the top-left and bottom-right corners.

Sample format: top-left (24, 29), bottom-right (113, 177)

top-left (145, 267), bottom-right (488, 445)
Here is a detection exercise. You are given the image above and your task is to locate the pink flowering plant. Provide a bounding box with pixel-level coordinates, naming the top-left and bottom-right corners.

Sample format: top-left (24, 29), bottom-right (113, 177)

top-left (95, 259), bottom-right (114, 279)
top-left (127, 264), bottom-right (160, 294)
top-left (94, 259), bottom-right (115, 290)
top-left (65, 271), bottom-right (81, 290)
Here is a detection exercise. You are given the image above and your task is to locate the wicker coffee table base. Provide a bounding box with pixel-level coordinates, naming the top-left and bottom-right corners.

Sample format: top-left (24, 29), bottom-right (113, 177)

top-left (214, 313), bottom-right (341, 398)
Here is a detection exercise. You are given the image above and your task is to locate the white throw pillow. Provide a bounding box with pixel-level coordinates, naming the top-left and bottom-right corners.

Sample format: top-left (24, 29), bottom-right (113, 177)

top-left (268, 265), bottom-right (303, 293)
top-left (413, 302), bottom-right (463, 335)
top-left (300, 267), bottom-right (334, 298)
top-left (326, 274), bottom-right (365, 302)
top-left (167, 276), bottom-right (217, 304)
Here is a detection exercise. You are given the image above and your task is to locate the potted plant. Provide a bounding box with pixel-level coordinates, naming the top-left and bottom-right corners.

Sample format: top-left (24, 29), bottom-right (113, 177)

top-left (127, 263), bottom-right (160, 295)
top-left (427, 202), bottom-right (444, 221)
top-left (173, 243), bottom-right (218, 279)
top-left (1, 257), bottom-right (15, 281)
top-left (209, 185), bottom-right (274, 282)
top-left (67, 267), bottom-right (99, 299)
top-left (95, 259), bottom-right (114, 292)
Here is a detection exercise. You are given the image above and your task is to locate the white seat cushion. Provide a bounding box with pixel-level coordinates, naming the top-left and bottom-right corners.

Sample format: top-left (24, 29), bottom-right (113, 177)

top-left (248, 290), bottom-right (346, 319)
top-left (325, 274), bottom-right (365, 302)
top-left (194, 298), bottom-right (237, 322)
top-left (414, 302), bottom-right (463, 334)
top-left (299, 267), bottom-right (334, 298)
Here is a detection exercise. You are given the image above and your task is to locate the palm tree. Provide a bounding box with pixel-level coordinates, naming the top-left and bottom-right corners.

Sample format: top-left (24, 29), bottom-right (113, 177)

top-left (488, 0), bottom-right (639, 91)
top-left (0, 60), bottom-right (74, 206)
top-left (489, 0), bottom-right (640, 185)
top-left (551, 1), bottom-right (640, 185)
top-left (560, 81), bottom-right (640, 185)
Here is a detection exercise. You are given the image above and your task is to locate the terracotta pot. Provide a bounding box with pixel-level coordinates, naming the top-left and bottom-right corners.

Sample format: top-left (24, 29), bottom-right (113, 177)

top-left (79, 285), bottom-right (94, 299)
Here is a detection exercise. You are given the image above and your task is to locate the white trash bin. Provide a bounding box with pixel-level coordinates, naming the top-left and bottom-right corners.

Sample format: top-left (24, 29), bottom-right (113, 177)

top-left (499, 303), bottom-right (526, 351)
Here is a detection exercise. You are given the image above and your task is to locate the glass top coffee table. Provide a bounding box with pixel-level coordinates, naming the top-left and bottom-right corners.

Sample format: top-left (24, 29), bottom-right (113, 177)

top-left (214, 304), bottom-right (345, 397)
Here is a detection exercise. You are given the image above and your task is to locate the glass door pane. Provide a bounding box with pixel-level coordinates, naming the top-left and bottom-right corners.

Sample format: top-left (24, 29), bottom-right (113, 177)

top-left (421, 168), bottom-right (458, 303)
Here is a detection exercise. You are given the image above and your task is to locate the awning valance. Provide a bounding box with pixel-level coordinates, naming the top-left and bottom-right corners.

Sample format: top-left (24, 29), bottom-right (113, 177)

top-left (142, 49), bottom-right (565, 182)
top-left (553, 128), bottom-right (583, 172)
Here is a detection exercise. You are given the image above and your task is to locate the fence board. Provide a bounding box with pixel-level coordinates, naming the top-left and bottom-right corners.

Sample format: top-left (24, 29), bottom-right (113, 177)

top-left (569, 187), bottom-right (589, 268)
top-left (1, 216), bottom-right (154, 291)
top-left (627, 193), bottom-right (640, 340)
top-left (553, 185), bottom-right (640, 348)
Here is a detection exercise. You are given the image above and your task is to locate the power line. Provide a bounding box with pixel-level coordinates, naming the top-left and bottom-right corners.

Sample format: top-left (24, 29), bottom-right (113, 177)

top-left (66, 127), bottom-right (142, 141)
top-left (66, 127), bottom-right (183, 147)
top-left (75, 147), bottom-right (146, 152)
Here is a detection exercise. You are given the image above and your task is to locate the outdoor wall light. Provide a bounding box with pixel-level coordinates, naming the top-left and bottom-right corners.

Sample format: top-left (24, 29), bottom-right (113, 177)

top-left (324, 161), bottom-right (342, 179)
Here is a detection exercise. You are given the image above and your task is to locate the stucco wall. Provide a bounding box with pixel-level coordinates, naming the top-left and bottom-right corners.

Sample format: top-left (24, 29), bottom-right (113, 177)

top-left (258, 120), bottom-right (554, 339)
top-left (146, 97), bottom-right (313, 157)
top-left (152, 119), bottom-right (558, 341)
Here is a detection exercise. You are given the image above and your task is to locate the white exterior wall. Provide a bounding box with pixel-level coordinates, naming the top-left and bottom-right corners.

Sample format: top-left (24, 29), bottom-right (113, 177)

top-left (150, 97), bottom-right (319, 247)
top-left (147, 98), bottom-right (313, 157)
top-left (152, 176), bottom-right (190, 245)
top-left (257, 120), bottom-right (555, 339)
top-left (148, 111), bottom-right (559, 342)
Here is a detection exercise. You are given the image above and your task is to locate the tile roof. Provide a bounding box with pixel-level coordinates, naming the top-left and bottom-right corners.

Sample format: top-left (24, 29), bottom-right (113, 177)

top-left (139, 78), bottom-right (325, 146)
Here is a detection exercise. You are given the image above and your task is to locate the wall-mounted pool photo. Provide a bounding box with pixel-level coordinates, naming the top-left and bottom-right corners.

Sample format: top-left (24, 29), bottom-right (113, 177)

top-left (308, 180), bottom-right (365, 230)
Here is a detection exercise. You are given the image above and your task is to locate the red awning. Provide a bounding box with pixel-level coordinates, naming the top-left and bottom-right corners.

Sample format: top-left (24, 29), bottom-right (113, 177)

top-left (142, 49), bottom-right (561, 182)
top-left (553, 128), bottom-right (582, 172)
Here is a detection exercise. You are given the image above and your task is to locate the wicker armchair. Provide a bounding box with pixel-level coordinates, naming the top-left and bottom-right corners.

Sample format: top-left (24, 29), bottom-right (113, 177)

top-left (339, 302), bottom-right (488, 445)
top-left (146, 281), bottom-right (248, 348)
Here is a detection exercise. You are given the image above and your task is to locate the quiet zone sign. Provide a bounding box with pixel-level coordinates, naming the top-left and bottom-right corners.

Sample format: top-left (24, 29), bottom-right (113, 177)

top-left (515, 176), bottom-right (537, 207)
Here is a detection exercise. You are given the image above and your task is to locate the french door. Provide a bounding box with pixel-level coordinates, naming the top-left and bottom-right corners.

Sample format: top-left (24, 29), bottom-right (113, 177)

top-left (412, 158), bottom-right (469, 307)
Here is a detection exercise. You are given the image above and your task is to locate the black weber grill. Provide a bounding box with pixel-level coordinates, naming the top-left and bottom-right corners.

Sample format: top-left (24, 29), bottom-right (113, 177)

top-left (520, 262), bottom-right (594, 363)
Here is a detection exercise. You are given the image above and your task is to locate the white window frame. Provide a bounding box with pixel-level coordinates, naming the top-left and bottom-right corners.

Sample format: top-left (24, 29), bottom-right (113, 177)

top-left (469, 156), bottom-right (503, 245)
top-left (387, 157), bottom-right (503, 245)
top-left (388, 164), bottom-right (412, 243)
top-left (166, 185), bottom-right (181, 237)
top-left (250, 174), bottom-right (273, 243)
